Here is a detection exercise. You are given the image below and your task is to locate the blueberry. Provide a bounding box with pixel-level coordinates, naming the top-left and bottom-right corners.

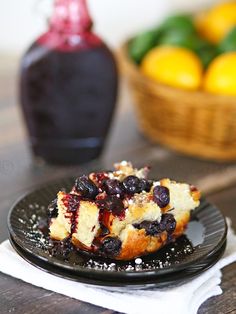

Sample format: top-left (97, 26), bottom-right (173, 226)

top-left (103, 179), bottom-right (124, 196)
top-left (139, 179), bottom-right (153, 192)
top-left (145, 221), bottom-right (161, 236)
top-left (161, 214), bottom-right (176, 233)
top-left (48, 199), bottom-right (58, 218)
top-left (96, 195), bottom-right (124, 217)
top-left (100, 237), bottom-right (122, 257)
top-left (122, 175), bottom-right (142, 194)
top-left (133, 220), bottom-right (161, 236)
top-left (153, 186), bottom-right (170, 208)
top-left (75, 175), bottom-right (98, 199)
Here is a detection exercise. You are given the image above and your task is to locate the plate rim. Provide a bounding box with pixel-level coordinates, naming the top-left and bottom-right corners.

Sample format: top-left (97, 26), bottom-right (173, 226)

top-left (9, 235), bottom-right (227, 288)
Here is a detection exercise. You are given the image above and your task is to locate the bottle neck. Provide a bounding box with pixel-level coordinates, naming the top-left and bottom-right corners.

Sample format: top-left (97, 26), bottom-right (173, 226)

top-left (49, 0), bottom-right (93, 34)
top-left (38, 0), bottom-right (102, 51)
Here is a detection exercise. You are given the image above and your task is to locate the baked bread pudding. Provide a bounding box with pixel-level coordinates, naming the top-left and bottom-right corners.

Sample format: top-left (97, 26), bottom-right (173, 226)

top-left (48, 161), bottom-right (201, 260)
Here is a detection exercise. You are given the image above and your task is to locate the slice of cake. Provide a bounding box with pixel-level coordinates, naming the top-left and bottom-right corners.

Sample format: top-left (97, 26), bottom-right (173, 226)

top-left (48, 161), bottom-right (201, 260)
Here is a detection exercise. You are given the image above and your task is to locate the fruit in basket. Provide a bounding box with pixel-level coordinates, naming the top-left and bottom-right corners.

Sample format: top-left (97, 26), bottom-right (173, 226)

top-left (129, 15), bottom-right (195, 64)
top-left (128, 6), bottom-right (236, 93)
top-left (218, 27), bottom-right (236, 53)
top-left (159, 31), bottom-right (197, 49)
top-left (141, 46), bottom-right (203, 90)
top-left (160, 15), bottom-right (195, 36)
top-left (195, 2), bottom-right (236, 44)
top-left (129, 29), bottom-right (161, 64)
top-left (203, 52), bottom-right (236, 95)
top-left (159, 31), bottom-right (217, 68)
top-left (154, 15), bottom-right (197, 53)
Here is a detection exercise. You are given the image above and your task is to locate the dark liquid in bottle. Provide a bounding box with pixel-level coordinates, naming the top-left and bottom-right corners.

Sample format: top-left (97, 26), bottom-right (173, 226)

top-left (20, 41), bottom-right (118, 164)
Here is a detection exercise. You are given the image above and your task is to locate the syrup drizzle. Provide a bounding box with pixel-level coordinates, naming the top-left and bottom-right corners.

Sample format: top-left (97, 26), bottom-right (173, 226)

top-left (63, 194), bottom-right (80, 234)
top-left (90, 172), bottom-right (110, 189)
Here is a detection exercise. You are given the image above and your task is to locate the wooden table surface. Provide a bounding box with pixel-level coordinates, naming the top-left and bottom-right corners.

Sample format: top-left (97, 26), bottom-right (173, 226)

top-left (0, 57), bottom-right (236, 314)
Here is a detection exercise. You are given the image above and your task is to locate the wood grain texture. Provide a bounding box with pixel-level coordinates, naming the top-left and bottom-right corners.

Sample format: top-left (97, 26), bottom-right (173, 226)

top-left (0, 57), bottom-right (236, 314)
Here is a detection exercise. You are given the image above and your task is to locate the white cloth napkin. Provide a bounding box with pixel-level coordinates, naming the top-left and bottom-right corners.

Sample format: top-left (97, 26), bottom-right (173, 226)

top-left (0, 218), bottom-right (236, 314)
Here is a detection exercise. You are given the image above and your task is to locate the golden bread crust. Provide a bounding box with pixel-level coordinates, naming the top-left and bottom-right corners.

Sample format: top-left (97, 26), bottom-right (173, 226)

top-left (116, 209), bottom-right (189, 260)
top-left (173, 210), bottom-right (190, 238)
top-left (117, 229), bottom-right (167, 260)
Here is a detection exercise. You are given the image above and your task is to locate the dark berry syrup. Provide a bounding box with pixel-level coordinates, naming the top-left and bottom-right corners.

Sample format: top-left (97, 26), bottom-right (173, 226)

top-left (19, 0), bottom-right (118, 164)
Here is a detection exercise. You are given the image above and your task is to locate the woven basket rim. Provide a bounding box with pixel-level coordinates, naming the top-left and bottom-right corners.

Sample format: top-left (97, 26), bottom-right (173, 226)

top-left (120, 41), bottom-right (236, 106)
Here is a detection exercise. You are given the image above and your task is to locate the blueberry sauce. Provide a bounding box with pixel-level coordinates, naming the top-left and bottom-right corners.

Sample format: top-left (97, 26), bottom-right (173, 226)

top-left (63, 194), bottom-right (80, 234)
top-left (97, 210), bottom-right (112, 234)
top-left (90, 172), bottom-right (109, 188)
top-left (98, 195), bottom-right (125, 216)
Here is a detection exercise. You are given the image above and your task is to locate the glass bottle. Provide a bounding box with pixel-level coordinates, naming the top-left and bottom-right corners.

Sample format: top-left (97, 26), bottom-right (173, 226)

top-left (19, 0), bottom-right (118, 164)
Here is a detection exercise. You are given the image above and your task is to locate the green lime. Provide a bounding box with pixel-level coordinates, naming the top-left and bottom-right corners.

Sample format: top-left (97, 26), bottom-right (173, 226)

top-left (218, 27), bottom-right (236, 53)
top-left (197, 45), bottom-right (218, 68)
top-left (159, 14), bottom-right (196, 36)
top-left (191, 38), bottom-right (218, 68)
top-left (159, 31), bottom-right (197, 50)
top-left (129, 29), bottom-right (161, 64)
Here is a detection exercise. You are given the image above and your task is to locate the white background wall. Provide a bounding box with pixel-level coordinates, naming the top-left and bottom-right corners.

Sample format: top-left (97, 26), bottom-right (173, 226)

top-left (0, 0), bottom-right (220, 55)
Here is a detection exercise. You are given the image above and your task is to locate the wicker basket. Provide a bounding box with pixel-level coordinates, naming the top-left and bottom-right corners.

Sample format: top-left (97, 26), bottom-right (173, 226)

top-left (119, 41), bottom-right (236, 161)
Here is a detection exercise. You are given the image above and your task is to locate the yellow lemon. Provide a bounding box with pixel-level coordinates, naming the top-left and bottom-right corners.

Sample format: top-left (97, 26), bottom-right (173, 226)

top-left (203, 52), bottom-right (236, 96)
top-left (141, 46), bottom-right (203, 90)
top-left (195, 2), bottom-right (236, 44)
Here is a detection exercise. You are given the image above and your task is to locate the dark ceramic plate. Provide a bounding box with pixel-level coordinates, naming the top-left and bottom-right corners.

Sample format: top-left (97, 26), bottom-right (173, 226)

top-left (8, 178), bottom-right (227, 287)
